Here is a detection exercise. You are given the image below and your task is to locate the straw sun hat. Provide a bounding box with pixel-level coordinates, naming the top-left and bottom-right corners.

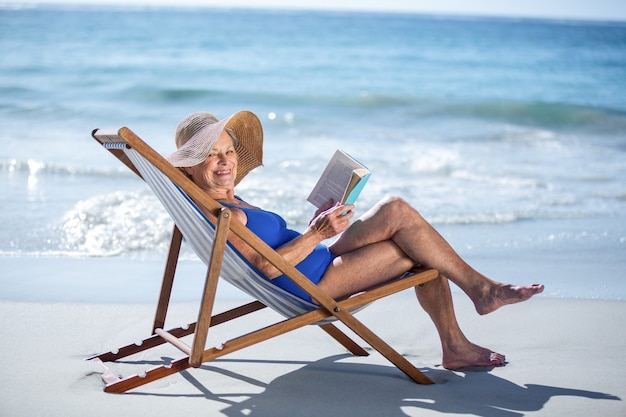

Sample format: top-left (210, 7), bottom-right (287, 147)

top-left (167, 110), bottom-right (263, 185)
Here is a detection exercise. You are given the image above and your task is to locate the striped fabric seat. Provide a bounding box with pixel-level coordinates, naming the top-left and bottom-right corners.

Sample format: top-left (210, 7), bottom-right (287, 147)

top-left (119, 143), bottom-right (321, 318)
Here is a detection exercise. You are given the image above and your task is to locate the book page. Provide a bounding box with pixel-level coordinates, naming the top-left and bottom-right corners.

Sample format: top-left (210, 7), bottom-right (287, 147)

top-left (307, 150), bottom-right (369, 208)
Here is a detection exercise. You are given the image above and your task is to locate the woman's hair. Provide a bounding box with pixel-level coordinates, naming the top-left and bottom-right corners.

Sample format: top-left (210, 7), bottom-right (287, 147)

top-left (225, 128), bottom-right (239, 148)
top-left (178, 128), bottom-right (239, 180)
top-left (178, 167), bottom-right (192, 179)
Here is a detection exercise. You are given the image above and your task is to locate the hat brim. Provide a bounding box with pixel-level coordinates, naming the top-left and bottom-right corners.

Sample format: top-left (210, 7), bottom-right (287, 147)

top-left (227, 110), bottom-right (264, 185)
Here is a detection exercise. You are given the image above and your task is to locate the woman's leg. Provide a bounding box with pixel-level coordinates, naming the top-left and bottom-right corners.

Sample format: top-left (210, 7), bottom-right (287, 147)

top-left (415, 274), bottom-right (505, 369)
top-left (330, 196), bottom-right (543, 315)
top-left (318, 238), bottom-right (505, 368)
top-left (317, 239), bottom-right (415, 299)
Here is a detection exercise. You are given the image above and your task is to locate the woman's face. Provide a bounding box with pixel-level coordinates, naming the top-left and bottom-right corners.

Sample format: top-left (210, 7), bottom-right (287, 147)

top-left (185, 130), bottom-right (238, 192)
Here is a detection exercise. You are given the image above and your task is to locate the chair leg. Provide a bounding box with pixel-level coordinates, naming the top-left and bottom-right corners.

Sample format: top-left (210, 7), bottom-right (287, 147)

top-left (319, 323), bottom-right (368, 356)
top-left (189, 208), bottom-right (232, 367)
top-left (339, 315), bottom-right (434, 384)
top-left (152, 225), bottom-right (183, 332)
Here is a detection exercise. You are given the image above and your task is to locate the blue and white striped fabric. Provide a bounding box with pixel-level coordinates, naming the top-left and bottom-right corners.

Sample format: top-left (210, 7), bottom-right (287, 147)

top-left (122, 147), bottom-right (322, 318)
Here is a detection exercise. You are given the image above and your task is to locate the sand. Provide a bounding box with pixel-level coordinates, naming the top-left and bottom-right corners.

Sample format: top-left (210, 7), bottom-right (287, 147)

top-left (0, 263), bottom-right (624, 417)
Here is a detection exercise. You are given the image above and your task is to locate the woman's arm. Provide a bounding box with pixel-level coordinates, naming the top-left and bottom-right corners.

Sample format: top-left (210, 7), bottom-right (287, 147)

top-left (227, 203), bottom-right (354, 279)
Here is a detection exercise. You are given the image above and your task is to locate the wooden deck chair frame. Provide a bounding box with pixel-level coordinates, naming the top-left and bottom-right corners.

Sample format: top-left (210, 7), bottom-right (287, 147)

top-left (87, 126), bottom-right (439, 393)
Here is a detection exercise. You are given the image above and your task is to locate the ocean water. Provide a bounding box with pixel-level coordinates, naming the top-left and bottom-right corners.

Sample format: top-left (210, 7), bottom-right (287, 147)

top-left (1, 5), bottom-right (625, 300)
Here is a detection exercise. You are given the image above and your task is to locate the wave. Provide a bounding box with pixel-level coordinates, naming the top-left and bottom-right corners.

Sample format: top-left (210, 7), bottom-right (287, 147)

top-left (323, 94), bottom-right (626, 132)
top-left (121, 86), bottom-right (228, 103)
top-left (0, 158), bottom-right (134, 179)
top-left (4, 74), bottom-right (625, 135)
top-left (325, 95), bottom-right (626, 134)
top-left (54, 190), bottom-right (173, 257)
top-left (3, 176), bottom-right (621, 259)
top-left (129, 85), bottom-right (626, 133)
top-left (437, 100), bottom-right (626, 132)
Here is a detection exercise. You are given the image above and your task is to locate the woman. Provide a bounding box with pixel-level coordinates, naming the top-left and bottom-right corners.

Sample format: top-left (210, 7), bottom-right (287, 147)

top-left (168, 110), bottom-right (544, 370)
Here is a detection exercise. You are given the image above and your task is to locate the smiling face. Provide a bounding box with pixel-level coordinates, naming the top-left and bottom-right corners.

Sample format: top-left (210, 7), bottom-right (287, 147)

top-left (184, 129), bottom-right (238, 195)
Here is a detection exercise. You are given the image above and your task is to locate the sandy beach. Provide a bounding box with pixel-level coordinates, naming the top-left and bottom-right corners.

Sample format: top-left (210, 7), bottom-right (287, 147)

top-left (1, 257), bottom-right (624, 417)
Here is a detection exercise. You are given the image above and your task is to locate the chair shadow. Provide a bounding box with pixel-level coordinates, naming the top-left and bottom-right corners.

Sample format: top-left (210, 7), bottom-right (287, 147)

top-left (125, 354), bottom-right (621, 417)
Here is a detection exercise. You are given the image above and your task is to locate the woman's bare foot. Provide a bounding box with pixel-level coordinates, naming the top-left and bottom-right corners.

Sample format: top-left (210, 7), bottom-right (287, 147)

top-left (474, 283), bottom-right (544, 315)
top-left (442, 342), bottom-right (505, 370)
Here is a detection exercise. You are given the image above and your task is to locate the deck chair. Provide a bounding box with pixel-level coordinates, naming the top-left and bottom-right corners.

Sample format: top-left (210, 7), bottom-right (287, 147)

top-left (88, 126), bottom-right (439, 393)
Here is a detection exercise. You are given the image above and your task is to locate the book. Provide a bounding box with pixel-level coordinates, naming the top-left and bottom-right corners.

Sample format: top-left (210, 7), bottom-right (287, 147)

top-left (307, 150), bottom-right (371, 208)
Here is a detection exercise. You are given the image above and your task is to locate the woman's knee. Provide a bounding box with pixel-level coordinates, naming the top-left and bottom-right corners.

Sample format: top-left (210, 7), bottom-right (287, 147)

top-left (379, 196), bottom-right (421, 219)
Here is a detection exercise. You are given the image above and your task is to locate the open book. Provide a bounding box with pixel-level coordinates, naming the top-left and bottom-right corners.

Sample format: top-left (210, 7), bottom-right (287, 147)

top-left (307, 150), bottom-right (371, 208)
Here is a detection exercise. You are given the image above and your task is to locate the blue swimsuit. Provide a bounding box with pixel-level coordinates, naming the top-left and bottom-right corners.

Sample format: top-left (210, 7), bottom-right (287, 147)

top-left (223, 203), bottom-right (335, 302)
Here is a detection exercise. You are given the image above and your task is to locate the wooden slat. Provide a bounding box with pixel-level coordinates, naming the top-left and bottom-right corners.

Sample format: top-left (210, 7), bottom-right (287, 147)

top-left (104, 357), bottom-right (192, 394)
top-left (154, 328), bottom-right (191, 355)
top-left (319, 323), bottom-right (369, 356)
top-left (87, 301), bottom-right (267, 363)
top-left (152, 225), bottom-right (183, 332)
top-left (91, 129), bottom-right (143, 179)
top-left (189, 208), bottom-right (231, 367)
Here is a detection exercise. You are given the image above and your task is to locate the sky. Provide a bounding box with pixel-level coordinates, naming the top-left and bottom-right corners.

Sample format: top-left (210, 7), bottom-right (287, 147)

top-left (2, 0), bottom-right (626, 21)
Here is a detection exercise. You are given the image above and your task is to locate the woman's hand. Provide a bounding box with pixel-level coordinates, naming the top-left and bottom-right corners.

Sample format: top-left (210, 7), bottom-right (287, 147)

top-left (307, 202), bottom-right (355, 240)
top-left (310, 199), bottom-right (335, 224)
top-left (245, 202), bottom-right (354, 279)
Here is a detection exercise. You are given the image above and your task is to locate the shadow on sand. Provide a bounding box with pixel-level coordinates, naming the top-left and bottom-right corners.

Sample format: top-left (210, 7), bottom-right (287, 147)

top-left (127, 354), bottom-right (621, 417)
